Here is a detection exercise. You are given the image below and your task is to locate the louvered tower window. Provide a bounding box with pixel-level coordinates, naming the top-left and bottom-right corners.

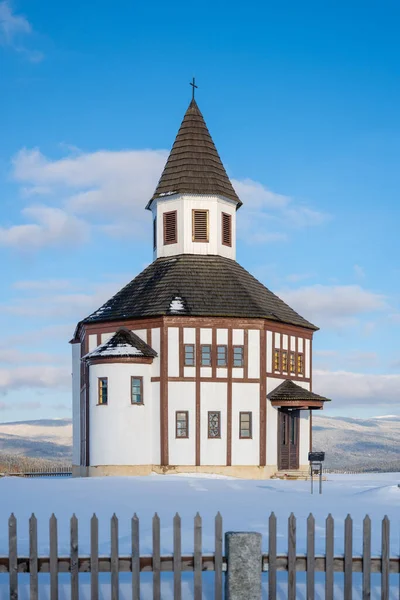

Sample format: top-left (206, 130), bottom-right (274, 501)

top-left (222, 212), bottom-right (232, 246)
top-left (192, 210), bottom-right (209, 242)
top-left (163, 211), bottom-right (177, 245)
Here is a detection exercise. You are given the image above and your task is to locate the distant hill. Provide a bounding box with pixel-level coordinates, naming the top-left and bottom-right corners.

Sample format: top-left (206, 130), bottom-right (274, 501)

top-left (313, 414), bottom-right (400, 471)
top-left (0, 415), bottom-right (398, 471)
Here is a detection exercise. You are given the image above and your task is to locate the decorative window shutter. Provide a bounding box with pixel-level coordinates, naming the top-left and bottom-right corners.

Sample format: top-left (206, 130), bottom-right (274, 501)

top-left (163, 211), bottom-right (177, 244)
top-left (192, 210), bottom-right (209, 242)
top-left (222, 212), bottom-right (232, 246)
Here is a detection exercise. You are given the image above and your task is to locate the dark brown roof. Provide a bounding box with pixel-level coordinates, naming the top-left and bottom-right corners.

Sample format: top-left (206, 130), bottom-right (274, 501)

top-left (83, 328), bottom-right (157, 359)
top-left (267, 380), bottom-right (330, 402)
top-left (82, 254), bottom-right (317, 330)
top-left (146, 100), bottom-right (241, 209)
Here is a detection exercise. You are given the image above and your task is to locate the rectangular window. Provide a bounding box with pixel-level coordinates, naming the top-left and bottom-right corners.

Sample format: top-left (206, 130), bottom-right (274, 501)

top-left (290, 352), bottom-right (296, 374)
top-left (98, 377), bottom-right (108, 405)
top-left (217, 345), bottom-right (227, 367)
top-left (274, 349), bottom-right (280, 371)
top-left (131, 376), bottom-right (143, 404)
top-left (163, 210), bottom-right (177, 245)
top-left (282, 350), bottom-right (288, 372)
top-left (222, 212), bottom-right (232, 246)
top-left (153, 217), bottom-right (157, 249)
top-left (297, 353), bottom-right (304, 375)
top-left (176, 411), bottom-right (189, 438)
top-left (192, 209), bottom-right (209, 242)
top-left (239, 412), bottom-right (252, 438)
top-left (184, 344), bottom-right (195, 366)
top-left (201, 344), bottom-right (212, 366)
top-left (208, 411), bottom-right (221, 438)
top-left (233, 346), bottom-right (244, 367)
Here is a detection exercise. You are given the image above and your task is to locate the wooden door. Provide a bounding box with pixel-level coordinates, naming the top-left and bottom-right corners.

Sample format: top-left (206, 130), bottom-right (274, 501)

top-left (278, 409), bottom-right (300, 470)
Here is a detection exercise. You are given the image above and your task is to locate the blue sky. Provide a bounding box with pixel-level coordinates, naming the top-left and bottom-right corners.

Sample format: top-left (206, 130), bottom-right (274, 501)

top-left (0, 0), bottom-right (399, 421)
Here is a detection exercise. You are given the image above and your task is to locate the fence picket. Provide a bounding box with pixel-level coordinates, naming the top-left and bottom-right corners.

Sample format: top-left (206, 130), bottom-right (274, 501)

top-left (111, 514), bottom-right (119, 600)
top-left (307, 513), bottom-right (315, 600)
top-left (363, 515), bottom-right (371, 600)
top-left (173, 513), bottom-right (182, 600)
top-left (268, 512), bottom-right (277, 600)
top-left (29, 513), bottom-right (38, 600)
top-left (344, 514), bottom-right (353, 600)
top-left (214, 512), bottom-right (223, 600)
top-left (152, 513), bottom-right (161, 600)
top-left (194, 513), bottom-right (202, 600)
top-left (132, 514), bottom-right (140, 600)
top-left (71, 514), bottom-right (79, 600)
top-left (90, 514), bottom-right (99, 600)
top-left (50, 513), bottom-right (58, 600)
top-left (381, 516), bottom-right (389, 600)
top-left (9, 514), bottom-right (17, 600)
top-left (288, 513), bottom-right (296, 600)
top-left (325, 514), bottom-right (334, 600)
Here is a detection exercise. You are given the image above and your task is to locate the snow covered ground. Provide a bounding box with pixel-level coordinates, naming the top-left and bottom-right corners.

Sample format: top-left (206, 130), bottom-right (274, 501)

top-left (0, 472), bottom-right (398, 598)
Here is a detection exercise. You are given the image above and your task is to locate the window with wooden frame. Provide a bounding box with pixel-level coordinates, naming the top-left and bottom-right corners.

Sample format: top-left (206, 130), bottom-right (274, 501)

top-left (274, 349), bottom-right (280, 371)
top-left (282, 350), bottom-right (288, 372)
top-left (289, 352), bottom-right (296, 374)
top-left (98, 377), bottom-right (108, 405)
top-left (192, 209), bottom-right (209, 242)
top-left (131, 377), bottom-right (143, 404)
top-left (153, 217), bottom-right (157, 249)
top-left (184, 344), bottom-right (195, 366)
top-left (176, 411), bottom-right (189, 438)
top-left (233, 346), bottom-right (244, 367)
top-left (208, 412), bottom-right (221, 438)
top-left (217, 345), bottom-right (227, 367)
top-left (239, 412), bottom-right (252, 438)
top-left (297, 353), bottom-right (304, 375)
top-left (163, 211), bottom-right (177, 245)
top-left (221, 212), bottom-right (232, 246)
top-left (201, 344), bottom-right (212, 366)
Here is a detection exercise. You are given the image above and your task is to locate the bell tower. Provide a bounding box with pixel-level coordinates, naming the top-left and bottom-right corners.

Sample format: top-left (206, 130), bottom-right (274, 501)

top-left (146, 93), bottom-right (242, 261)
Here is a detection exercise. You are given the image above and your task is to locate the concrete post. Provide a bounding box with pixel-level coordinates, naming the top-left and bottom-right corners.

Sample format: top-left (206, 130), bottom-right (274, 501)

top-left (225, 531), bottom-right (262, 600)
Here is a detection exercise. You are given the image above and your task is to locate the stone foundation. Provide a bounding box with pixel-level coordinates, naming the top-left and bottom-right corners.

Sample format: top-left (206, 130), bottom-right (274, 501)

top-left (72, 464), bottom-right (277, 479)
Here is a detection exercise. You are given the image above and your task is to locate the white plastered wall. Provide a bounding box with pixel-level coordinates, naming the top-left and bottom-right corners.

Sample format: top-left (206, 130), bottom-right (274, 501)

top-left (248, 330), bottom-right (260, 379)
top-left (168, 327), bottom-right (179, 377)
top-left (153, 194), bottom-right (236, 260)
top-left (231, 382), bottom-right (260, 465)
top-left (168, 381), bottom-right (196, 465)
top-left (72, 343), bottom-right (81, 466)
top-left (200, 381), bottom-right (227, 465)
top-left (89, 363), bottom-right (154, 466)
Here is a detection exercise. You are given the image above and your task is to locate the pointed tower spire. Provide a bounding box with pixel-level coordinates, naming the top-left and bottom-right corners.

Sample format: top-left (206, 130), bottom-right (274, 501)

top-left (146, 99), bottom-right (241, 209)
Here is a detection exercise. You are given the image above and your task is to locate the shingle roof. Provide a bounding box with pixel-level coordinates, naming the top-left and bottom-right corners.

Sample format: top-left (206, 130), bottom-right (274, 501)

top-left (83, 328), bottom-right (157, 359)
top-left (146, 99), bottom-right (241, 209)
top-left (267, 380), bottom-right (330, 402)
top-left (82, 254), bottom-right (317, 331)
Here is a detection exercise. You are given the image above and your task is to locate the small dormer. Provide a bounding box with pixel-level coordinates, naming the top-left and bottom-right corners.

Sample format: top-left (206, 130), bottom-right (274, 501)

top-left (146, 99), bottom-right (242, 261)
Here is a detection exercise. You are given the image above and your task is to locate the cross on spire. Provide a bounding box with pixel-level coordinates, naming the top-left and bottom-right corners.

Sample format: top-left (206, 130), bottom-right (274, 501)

top-left (190, 77), bottom-right (198, 100)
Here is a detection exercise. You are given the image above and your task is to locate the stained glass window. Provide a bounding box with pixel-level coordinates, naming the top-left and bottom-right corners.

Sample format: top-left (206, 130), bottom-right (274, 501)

top-left (274, 349), bottom-right (280, 371)
top-left (297, 353), bottom-right (304, 374)
top-left (208, 412), bottom-right (221, 438)
top-left (98, 378), bottom-right (108, 405)
top-left (282, 351), bottom-right (288, 372)
top-left (290, 352), bottom-right (296, 374)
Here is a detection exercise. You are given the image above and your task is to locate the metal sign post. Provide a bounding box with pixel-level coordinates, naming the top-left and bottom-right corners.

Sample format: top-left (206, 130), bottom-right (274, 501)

top-left (308, 451), bottom-right (325, 494)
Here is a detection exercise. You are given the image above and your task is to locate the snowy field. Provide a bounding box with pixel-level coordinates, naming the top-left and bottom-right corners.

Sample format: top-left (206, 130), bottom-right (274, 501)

top-left (0, 472), bottom-right (398, 599)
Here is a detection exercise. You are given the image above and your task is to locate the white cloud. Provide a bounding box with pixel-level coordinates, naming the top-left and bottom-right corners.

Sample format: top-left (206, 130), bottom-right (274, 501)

top-left (354, 264), bottom-right (365, 280)
top-left (0, 366), bottom-right (70, 392)
top-left (12, 279), bottom-right (73, 291)
top-left (314, 369), bottom-right (400, 407)
top-left (0, 1), bottom-right (42, 61)
top-left (0, 206), bottom-right (88, 249)
top-left (277, 284), bottom-right (387, 328)
top-left (5, 147), bottom-right (329, 250)
top-left (0, 348), bottom-right (64, 365)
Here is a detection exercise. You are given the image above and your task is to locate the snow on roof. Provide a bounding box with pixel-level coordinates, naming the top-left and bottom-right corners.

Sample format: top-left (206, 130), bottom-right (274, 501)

top-left (169, 296), bottom-right (185, 313)
top-left (84, 328), bottom-right (157, 360)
